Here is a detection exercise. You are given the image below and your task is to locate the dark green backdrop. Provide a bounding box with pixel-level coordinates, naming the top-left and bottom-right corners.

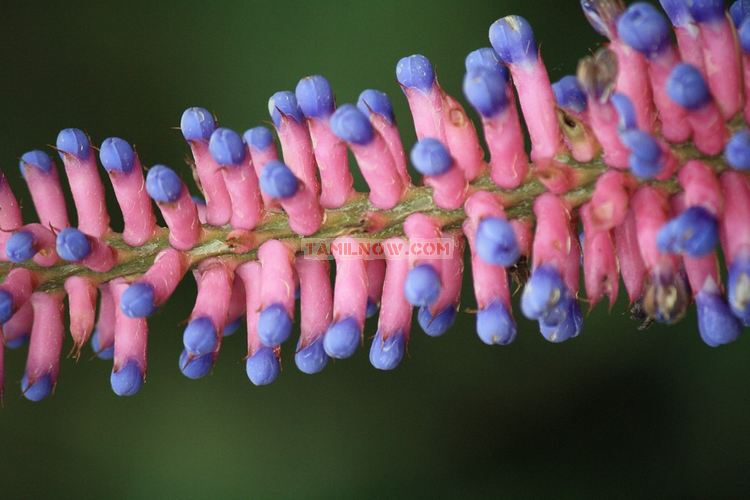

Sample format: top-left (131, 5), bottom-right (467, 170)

top-left (1, 1), bottom-right (749, 498)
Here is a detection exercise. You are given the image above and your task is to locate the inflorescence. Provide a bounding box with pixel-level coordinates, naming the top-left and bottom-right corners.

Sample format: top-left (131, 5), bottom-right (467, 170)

top-left (2, 0), bottom-right (750, 401)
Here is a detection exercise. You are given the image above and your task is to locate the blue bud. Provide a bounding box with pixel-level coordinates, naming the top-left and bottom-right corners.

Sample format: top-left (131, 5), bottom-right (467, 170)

top-left (258, 303), bottom-right (293, 346)
top-left (476, 217), bottom-right (520, 267)
top-left (620, 129), bottom-right (663, 178)
top-left (180, 107), bottom-right (216, 142)
top-left (731, 0), bottom-right (750, 26)
top-left (366, 298), bottom-right (379, 318)
top-left (728, 255), bottom-right (750, 324)
top-left (539, 298), bottom-right (583, 343)
top-left (243, 126), bottom-right (274, 151)
top-left (396, 54), bottom-right (435, 91)
top-left (617, 3), bottom-right (671, 57)
top-left (476, 301), bottom-right (516, 345)
top-left (490, 15), bottom-right (538, 64)
top-left (192, 195), bottom-right (206, 206)
top-left (553, 75), bottom-right (588, 114)
top-left (183, 316), bottom-right (218, 356)
top-left (120, 282), bottom-right (156, 318)
top-left (330, 104), bottom-right (374, 145)
top-left (246, 347), bottom-right (281, 386)
top-left (91, 329), bottom-right (114, 360)
top-left (521, 265), bottom-right (567, 320)
top-left (357, 89), bottom-right (396, 124)
top-left (659, 0), bottom-right (694, 27)
top-left (5, 333), bottom-right (29, 349)
top-left (268, 91), bottom-right (304, 127)
top-left (179, 350), bottom-right (214, 379)
top-left (146, 164), bottom-right (183, 203)
top-left (465, 48), bottom-right (510, 81)
top-left (56, 128), bottom-right (90, 159)
top-left (725, 129), bottom-right (750, 169)
top-left (463, 67), bottom-right (510, 117)
top-left (404, 264), bottom-right (442, 307)
top-left (99, 137), bottom-right (135, 173)
top-left (739, 17), bottom-right (750, 53)
top-left (259, 160), bottom-right (299, 199)
top-left (19, 150), bottom-right (53, 175)
top-left (610, 92), bottom-right (638, 131)
top-left (323, 316), bottom-right (361, 359)
top-left (295, 75), bottom-right (335, 118)
top-left (369, 330), bottom-right (406, 370)
top-left (208, 127), bottom-right (246, 166)
top-left (295, 337), bottom-right (329, 374)
top-left (6, 231), bottom-right (36, 263)
top-left (696, 291), bottom-right (742, 347)
top-left (667, 63), bottom-right (710, 110)
top-left (410, 138), bottom-right (453, 176)
top-left (656, 206), bottom-right (718, 256)
top-left (21, 373), bottom-right (52, 402)
top-left (223, 317), bottom-right (243, 337)
top-left (0, 290), bottom-right (12, 323)
top-left (417, 305), bottom-right (457, 337)
top-left (111, 360), bottom-right (144, 396)
top-left (687, 0), bottom-right (726, 23)
top-left (56, 228), bottom-right (91, 262)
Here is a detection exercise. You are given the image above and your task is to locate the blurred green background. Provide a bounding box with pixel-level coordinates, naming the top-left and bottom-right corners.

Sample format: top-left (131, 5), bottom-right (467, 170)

top-left (1, 1), bottom-right (749, 498)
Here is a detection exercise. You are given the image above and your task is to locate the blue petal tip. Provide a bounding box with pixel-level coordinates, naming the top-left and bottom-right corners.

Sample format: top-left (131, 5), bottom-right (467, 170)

top-left (295, 75), bottom-right (335, 118)
top-left (477, 301), bottom-right (516, 345)
top-left (243, 126), bottom-right (274, 151)
top-left (21, 373), bottom-right (53, 402)
top-left (357, 89), bottom-right (395, 124)
top-left (56, 228), bottom-right (91, 262)
top-left (6, 230), bottom-right (36, 263)
top-left (369, 330), bottom-right (405, 370)
top-left (258, 303), bottom-right (293, 346)
top-left (111, 360), bottom-right (144, 397)
top-left (295, 338), bottom-right (329, 374)
top-left (209, 127), bottom-right (246, 166)
top-left (268, 91), bottom-right (304, 127)
top-left (56, 128), bottom-right (90, 160)
top-left (179, 350), bottom-right (215, 379)
top-left (410, 138), bottom-right (453, 176)
top-left (180, 107), bottom-right (216, 142)
top-left (19, 150), bottom-right (53, 175)
top-left (146, 164), bottom-right (183, 203)
top-left (99, 137), bottom-right (135, 173)
top-left (726, 129), bottom-right (750, 169)
top-left (489, 15), bottom-right (538, 64)
top-left (183, 316), bottom-right (218, 357)
top-left (617, 3), bottom-right (671, 57)
top-left (476, 217), bottom-right (520, 267)
top-left (246, 347), bottom-right (281, 386)
top-left (404, 264), bottom-right (442, 307)
top-left (330, 104), bottom-right (374, 145)
top-left (417, 305), bottom-right (457, 337)
top-left (259, 160), bottom-right (299, 199)
top-left (396, 54), bottom-right (436, 91)
top-left (120, 282), bottom-right (157, 318)
top-left (323, 317), bottom-right (361, 359)
top-left (463, 67), bottom-right (509, 117)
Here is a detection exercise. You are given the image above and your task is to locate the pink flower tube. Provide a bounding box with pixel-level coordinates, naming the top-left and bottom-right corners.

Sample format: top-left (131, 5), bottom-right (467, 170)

top-left (22, 292), bottom-right (64, 401)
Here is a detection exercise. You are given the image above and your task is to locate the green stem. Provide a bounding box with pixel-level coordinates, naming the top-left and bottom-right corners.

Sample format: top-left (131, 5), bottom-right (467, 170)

top-left (0, 140), bottom-right (727, 293)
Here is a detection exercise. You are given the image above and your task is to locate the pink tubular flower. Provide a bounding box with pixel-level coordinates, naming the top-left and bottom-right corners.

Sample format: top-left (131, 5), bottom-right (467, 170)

top-left (244, 126), bottom-right (280, 210)
top-left (19, 151), bottom-right (69, 231)
top-left (490, 16), bottom-right (563, 161)
top-left (365, 259), bottom-right (386, 318)
top-left (0, 268), bottom-right (36, 324)
top-left (22, 292), bottom-right (64, 402)
top-left (98, 138), bottom-right (157, 246)
top-left (119, 248), bottom-right (188, 319)
top-left (257, 240), bottom-right (296, 347)
top-left (6, 224), bottom-right (58, 267)
top-left (0, 171), bottom-right (22, 262)
top-left (294, 257), bottom-right (332, 374)
top-left (3, 301), bottom-right (33, 348)
top-left (110, 281), bottom-right (148, 396)
top-left (145, 164), bottom-right (203, 249)
top-left (580, 203), bottom-right (619, 309)
top-left (531, 194), bottom-right (579, 295)
top-left (410, 138), bottom-right (468, 210)
top-left (396, 54), bottom-right (447, 143)
top-left (64, 276), bottom-right (97, 355)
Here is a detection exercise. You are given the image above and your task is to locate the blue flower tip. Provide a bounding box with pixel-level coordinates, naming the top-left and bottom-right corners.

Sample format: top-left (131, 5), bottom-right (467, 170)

top-left (146, 164), bottom-right (183, 203)
top-left (110, 361), bottom-right (144, 397)
top-left (687, 0), bottom-right (726, 23)
top-left (539, 298), bottom-right (583, 343)
top-left (330, 104), bottom-right (374, 145)
top-left (463, 67), bottom-right (509, 117)
top-left (258, 303), bottom-right (293, 346)
top-left (120, 282), bottom-right (157, 318)
top-left (357, 89), bottom-right (395, 124)
top-left (477, 301), bottom-right (516, 345)
top-left (208, 127), bottom-right (246, 166)
top-left (99, 137), bottom-right (135, 173)
top-left (56, 128), bottom-right (90, 160)
top-left (476, 217), bottom-right (520, 267)
top-left (521, 265), bottom-right (567, 320)
top-left (295, 75), bottom-right (335, 119)
top-left (223, 317), bottom-right (243, 337)
top-left (91, 329), bottom-right (114, 360)
top-left (268, 91), bottom-right (304, 127)
top-left (21, 373), bottom-right (53, 402)
top-left (489, 15), bottom-right (538, 64)
top-left (246, 347), bottom-right (280, 386)
top-left (180, 107), bottom-right (216, 142)
top-left (295, 338), bottom-right (329, 374)
top-left (726, 129), bottom-right (750, 170)
top-left (56, 228), bottom-right (91, 262)
top-left (323, 317), bottom-right (361, 359)
top-left (396, 54), bottom-right (435, 91)
top-left (179, 350), bottom-right (214, 380)
top-left (183, 316), bottom-right (218, 357)
top-left (410, 138), bottom-right (453, 176)
top-left (369, 331), bottom-right (405, 370)
top-left (19, 150), bottom-right (53, 175)
top-left (417, 305), bottom-right (457, 337)
top-left (0, 289), bottom-right (13, 324)
top-left (696, 291), bottom-right (741, 347)
top-left (6, 230), bottom-right (36, 263)
top-left (404, 264), bottom-right (442, 307)
top-left (553, 75), bottom-right (588, 114)
top-left (5, 333), bottom-right (29, 349)
top-left (259, 160), bottom-right (299, 199)
top-left (366, 298), bottom-right (379, 318)
top-left (243, 126), bottom-right (274, 151)
top-left (465, 47), bottom-right (509, 79)
top-left (667, 63), bottom-right (710, 110)
top-left (617, 3), bottom-right (671, 57)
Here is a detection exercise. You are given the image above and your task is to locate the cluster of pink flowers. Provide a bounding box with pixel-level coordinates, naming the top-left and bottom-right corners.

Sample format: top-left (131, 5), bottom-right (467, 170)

top-left (1, 0), bottom-right (750, 401)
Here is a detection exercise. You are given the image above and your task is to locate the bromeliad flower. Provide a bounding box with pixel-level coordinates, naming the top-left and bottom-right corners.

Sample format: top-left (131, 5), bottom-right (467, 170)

top-left (3, 0), bottom-right (750, 402)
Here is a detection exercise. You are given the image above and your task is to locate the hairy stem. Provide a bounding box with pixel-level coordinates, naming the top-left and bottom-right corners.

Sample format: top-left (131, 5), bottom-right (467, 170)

top-left (0, 140), bottom-right (727, 293)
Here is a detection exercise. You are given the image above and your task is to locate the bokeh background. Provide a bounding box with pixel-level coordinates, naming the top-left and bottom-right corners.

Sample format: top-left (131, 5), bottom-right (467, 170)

top-left (1, 0), bottom-right (749, 498)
